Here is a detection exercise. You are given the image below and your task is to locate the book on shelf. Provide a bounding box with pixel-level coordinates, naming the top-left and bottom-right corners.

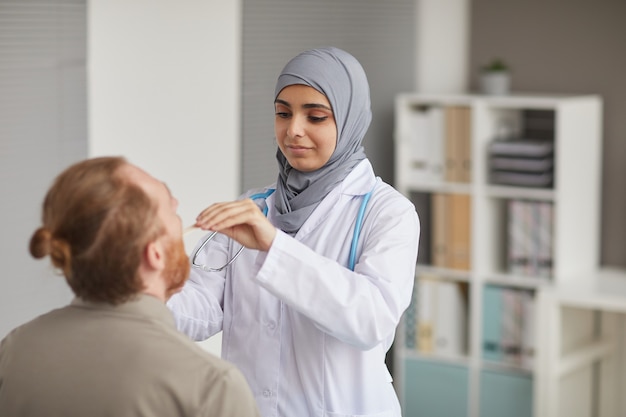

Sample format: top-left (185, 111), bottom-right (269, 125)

top-left (507, 199), bottom-right (528, 275)
top-left (500, 288), bottom-right (524, 366)
top-left (537, 201), bottom-right (554, 278)
top-left (507, 199), bottom-right (553, 278)
top-left (482, 285), bottom-right (535, 368)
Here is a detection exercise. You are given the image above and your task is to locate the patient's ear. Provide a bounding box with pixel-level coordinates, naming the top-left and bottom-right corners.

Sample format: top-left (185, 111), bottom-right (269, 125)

top-left (144, 240), bottom-right (165, 271)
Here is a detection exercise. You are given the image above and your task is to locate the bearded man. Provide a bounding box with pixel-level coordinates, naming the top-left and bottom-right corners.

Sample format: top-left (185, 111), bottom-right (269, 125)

top-left (0, 156), bottom-right (260, 417)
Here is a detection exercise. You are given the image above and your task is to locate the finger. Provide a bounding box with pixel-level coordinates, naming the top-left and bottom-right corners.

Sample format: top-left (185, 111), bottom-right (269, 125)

top-left (207, 202), bottom-right (265, 232)
top-left (195, 201), bottom-right (243, 227)
top-left (197, 199), bottom-right (261, 230)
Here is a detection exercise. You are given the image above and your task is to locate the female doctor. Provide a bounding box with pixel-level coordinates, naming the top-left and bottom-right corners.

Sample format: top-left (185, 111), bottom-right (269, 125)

top-left (167, 46), bottom-right (420, 417)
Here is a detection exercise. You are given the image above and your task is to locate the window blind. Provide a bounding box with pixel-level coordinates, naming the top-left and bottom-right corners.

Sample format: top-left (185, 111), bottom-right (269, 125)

top-left (0, 0), bottom-right (87, 337)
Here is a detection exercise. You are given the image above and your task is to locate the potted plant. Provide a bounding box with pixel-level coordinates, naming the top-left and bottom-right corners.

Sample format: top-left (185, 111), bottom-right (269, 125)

top-left (480, 58), bottom-right (511, 96)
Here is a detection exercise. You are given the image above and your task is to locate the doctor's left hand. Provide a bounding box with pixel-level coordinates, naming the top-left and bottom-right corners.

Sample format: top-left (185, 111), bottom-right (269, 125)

top-left (194, 198), bottom-right (277, 252)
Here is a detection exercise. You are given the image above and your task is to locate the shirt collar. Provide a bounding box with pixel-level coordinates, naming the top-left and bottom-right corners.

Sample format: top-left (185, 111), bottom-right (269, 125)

top-left (70, 294), bottom-right (176, 328)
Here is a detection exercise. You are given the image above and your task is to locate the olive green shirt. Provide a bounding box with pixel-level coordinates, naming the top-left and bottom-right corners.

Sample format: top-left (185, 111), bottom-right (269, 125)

top-left (0, 294), bottom-right (260, 417)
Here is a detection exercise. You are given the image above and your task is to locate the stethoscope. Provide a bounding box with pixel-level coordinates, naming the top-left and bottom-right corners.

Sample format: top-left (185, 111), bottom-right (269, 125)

top-left (191, 187), bottom-right (373, 272)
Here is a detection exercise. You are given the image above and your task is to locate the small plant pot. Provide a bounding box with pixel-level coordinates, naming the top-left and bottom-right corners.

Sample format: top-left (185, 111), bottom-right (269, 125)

top-left (480, 71), bottom-right (511, 96)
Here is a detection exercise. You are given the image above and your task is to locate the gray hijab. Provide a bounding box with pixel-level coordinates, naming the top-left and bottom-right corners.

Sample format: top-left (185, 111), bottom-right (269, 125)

top-left (273, 46), bottom-right (371, 234)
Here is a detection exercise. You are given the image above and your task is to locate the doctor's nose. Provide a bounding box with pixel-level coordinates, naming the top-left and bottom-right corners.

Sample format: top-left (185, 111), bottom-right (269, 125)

top-left (286, 116), bottom-right (305, 138)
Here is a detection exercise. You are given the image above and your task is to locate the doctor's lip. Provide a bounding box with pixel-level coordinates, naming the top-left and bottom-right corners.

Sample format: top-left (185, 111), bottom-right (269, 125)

top-left (286, 144), bottom-right (312, 151)
top-left (285, 145), bottom-right (313, 156)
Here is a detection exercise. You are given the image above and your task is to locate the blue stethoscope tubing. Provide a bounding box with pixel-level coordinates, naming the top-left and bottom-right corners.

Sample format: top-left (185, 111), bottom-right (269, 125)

top-left (257, 187), bottom-right (373, 271)
top-left (349, 188), bottom-right (373, 271)
top-left (192, 186), bottom-right (373, 272)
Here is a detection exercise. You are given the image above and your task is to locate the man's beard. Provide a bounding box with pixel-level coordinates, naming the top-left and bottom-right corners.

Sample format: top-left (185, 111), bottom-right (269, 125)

top-left (163, 236), bottom-right (190, 299)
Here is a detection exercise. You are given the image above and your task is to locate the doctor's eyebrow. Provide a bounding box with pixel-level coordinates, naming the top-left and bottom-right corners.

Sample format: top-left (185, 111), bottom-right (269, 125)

top-left (274, 98), bottom-right (332, 112)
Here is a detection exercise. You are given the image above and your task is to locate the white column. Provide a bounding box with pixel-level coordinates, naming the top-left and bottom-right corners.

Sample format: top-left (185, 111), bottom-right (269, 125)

top-left (88, 0), bottom-right (242, 356)
top-left (415, 0), bottom-right (470, 93)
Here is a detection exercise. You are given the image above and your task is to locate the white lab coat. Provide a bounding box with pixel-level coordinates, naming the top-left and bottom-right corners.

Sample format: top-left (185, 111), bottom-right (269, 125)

top-left (168, 160), bottom-right (419, 417)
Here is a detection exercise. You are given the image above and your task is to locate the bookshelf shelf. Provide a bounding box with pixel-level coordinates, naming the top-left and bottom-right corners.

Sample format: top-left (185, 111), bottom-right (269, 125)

top-left (415, 265), bottom-right (472, 282)
top-left (484, 186), bottom-right (555, 201)
top-left (404, 349), bottom-right (471, 366)
top-left (481, 358), bottom-right (534, 375)
top-left (404, 181), bottom-right (472, 195)
top-left (482, 274), bottom-right (552, 290)
top-left (393, 92), bottom-right (606, 417)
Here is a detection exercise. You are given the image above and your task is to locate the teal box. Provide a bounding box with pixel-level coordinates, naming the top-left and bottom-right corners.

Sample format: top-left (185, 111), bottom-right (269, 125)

top-left (480, 369), bottom-right (533, 417)
top-left (403, 358), bottom-right (469, 417)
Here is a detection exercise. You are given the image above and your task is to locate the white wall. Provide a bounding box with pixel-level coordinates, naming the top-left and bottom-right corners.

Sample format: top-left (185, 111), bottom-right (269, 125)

top-left (88, 0), bottom-right (241, 356)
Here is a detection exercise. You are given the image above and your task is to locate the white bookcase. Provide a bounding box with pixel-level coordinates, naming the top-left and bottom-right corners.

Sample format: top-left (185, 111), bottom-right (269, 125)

top-left (392, 92), bottom-right (611, 417)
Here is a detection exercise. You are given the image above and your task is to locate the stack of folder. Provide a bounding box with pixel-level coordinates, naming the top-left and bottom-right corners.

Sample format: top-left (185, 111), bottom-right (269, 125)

top-left (488, 139), bottom-right (554, 188)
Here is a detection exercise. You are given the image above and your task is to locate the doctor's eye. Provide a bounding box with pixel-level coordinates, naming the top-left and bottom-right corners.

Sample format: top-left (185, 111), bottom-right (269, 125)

top-left (308, 115), bottom-right (329, 123)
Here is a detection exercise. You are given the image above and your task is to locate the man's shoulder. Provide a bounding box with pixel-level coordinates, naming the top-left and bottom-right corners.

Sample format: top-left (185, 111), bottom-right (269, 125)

top-left (159, 327), bottom-right (235, 373)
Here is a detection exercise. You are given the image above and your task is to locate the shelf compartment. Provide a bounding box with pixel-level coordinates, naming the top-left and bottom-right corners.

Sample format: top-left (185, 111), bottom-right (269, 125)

top-left (482, 284), bottom-right (535, 369)
top-left (411, 191), bottom-right (472, 272)
top-left (403, 274), bottom-right (471, 359)
top-left (475, 196), bottom-right (555, 282)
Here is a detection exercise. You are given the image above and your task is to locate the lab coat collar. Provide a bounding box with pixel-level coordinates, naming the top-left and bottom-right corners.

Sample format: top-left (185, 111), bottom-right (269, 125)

top-left (340, 159), bottom-right (377, 197)
top-left (294, 159), bottom-right (377, 240)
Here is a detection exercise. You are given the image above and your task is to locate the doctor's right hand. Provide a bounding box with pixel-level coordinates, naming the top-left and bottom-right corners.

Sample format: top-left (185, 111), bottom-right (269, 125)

top-left (194, 198), bottom-right (277, 252)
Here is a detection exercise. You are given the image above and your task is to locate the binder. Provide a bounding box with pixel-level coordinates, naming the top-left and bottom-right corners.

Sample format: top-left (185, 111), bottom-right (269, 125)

top-left (431, 193), bottom-right (448, 267)
top-left (444, 106), bottom-right (472, 183)
top-left (408, 106), bottom-right (445, 183)
top-left (433, 281), bottom-right (466, 357)
top-left (447, 194), bottom-right (471, 270)
top-left (482, 285), bottom-right (503, 362)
